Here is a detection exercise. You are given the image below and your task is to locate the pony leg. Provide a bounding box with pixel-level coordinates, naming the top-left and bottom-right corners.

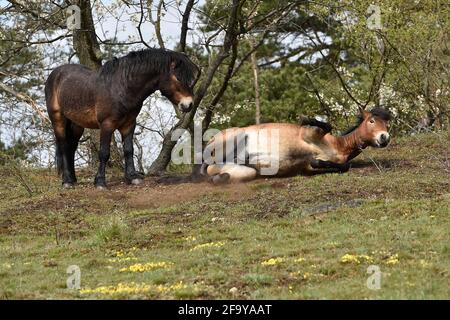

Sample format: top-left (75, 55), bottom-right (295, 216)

top-left (56, 135), bottom-right (75, 188)
top-left (119, 122), bottom-right (144, 185)
top-left (207, 164), bottom-right (257, 184)
top-left (67, 122), bottom-right (84, 184)
top-left (94, 123), bottom-right (114, 189)
top-left (49, 115), bottom-right (75, 188)
top-left (206, 164), bottom-right (222, 176)
top-left (46, 76), bottom-right (78, 188)
top-left (310, 159), bottom-right (350, 173)
top-left (299, 116), bottom-right (332, 133)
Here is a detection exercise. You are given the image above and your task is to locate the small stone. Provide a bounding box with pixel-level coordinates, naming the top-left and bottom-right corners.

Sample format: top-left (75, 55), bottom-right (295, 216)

top-left (229, 287), bottom-right (238, 295)
top-left (131, 178), bottom-right (143, 185)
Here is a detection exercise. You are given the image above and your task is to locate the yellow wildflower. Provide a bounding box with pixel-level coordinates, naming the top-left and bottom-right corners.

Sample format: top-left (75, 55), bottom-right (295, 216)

top-left (115, 250), bottom-right (126, 257)
top-left (190, 241), bottom-right (225, 251)
top-left (108, 248), bottom-right (139, 263)
top-left (155, 281), bottom-right (188, 294)
top-left (341, 254), bottom-right (360, 264)
top-left (108, 256), bottom-right (138, 263)
top-left (419, 259), bottom-right (431, 268)
top-left (294, 257), bottom-right (305, 263)
top-left (385, 254), bottom-right (399, 265)
top-left (80, 281), bottom-right (190, 296)
top-left (80, 282), bottom-right (151, 295)
top-left (340, 254), bottom-right (373, 264)
top-left (119, 261), bottom-right (173, 273)
top-left (261, 257), bottom-right (284, 266)
top-left (359, 255), bottom-right (374, 263)
top-left (326, 241), bottom-right (339, 248)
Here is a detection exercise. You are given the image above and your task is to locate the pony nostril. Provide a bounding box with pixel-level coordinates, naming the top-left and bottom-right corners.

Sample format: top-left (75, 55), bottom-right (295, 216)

top-left (179, 101), bottom-right (193, 112)
top-left (378, 133), bottom-right (390, 146)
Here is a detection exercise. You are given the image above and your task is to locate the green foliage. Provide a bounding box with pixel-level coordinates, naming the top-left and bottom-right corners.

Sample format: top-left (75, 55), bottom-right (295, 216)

top-left (96, 216), bottom-right (131, 244)
top-left (201, 0), bottom-right (449, 133)
top-left (212, 62), bottom-right (321, 128)
top-left (0, 139), bottom-right (29, 165)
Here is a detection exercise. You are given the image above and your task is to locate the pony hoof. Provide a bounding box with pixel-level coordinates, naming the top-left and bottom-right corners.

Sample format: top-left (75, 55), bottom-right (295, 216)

top-left (95, 185), bottom-right (107, 190)
top-left (211, 173), bottom-right (230, 185)
top-left (62, 183), bottom-right (74, 189)
top-left (135, 172), bottom-right (145, 179)
top-left (131, 178), bottom-right (143, 185)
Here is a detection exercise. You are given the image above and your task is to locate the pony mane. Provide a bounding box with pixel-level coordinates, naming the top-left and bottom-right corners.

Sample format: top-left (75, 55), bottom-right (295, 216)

top-left (341, 107), bottom-right (391, 136)
top-left (370, 107), bottom-right (391, 121)
top-left (98, 48), bottom-right (199, 87)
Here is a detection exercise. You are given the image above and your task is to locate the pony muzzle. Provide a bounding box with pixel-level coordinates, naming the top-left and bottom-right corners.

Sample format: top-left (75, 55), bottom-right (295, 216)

top-left (375, 132), bottom-right (390, 148)
top-left (178, 97), bottom-right (194, 112)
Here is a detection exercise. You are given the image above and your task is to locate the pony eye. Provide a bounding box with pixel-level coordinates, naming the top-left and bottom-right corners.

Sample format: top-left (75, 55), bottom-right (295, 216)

top-left (369, 119), bottom-right (375, 124)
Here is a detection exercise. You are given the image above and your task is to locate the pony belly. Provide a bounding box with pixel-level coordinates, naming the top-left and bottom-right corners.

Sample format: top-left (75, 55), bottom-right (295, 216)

top-left (64, 107), bottom-right (100, 129)
top-left (247, 153), bottom-right (280, 177)
top-left (247, 153), bottom-right (310, 177)
top-left (276, 158), bottom-right (311, 176)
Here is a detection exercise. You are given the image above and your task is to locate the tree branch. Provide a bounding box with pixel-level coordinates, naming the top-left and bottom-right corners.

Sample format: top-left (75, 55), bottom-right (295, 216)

top-left (179, 0), bottom-right (195, 52)
top-left (202, 36), bottom-right (239, 131)
top-left (147, 0), bottom-right (165, 49)
top-left (0, 82), bottom-right (50, 124)
top-left (138, 0), bottom-right (151, 48)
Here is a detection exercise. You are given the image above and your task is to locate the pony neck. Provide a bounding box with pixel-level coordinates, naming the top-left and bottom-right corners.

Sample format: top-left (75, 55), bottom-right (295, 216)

top-left (123, 68), bottom-right (162, 105)
top-left (334, 127), bottom-right (367, 161)
top-left (98, 58), bottom-right (166, 107)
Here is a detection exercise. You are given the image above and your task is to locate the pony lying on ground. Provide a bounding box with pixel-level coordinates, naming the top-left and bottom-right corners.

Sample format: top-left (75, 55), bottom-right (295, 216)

top-left (201, 108), bottom-right (391, 184)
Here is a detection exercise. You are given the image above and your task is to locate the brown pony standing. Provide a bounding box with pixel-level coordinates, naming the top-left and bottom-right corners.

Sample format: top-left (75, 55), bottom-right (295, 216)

top-left (45, 48), bottom-right (199, 189)
top-left (202, 108), bottom-right (391, 184)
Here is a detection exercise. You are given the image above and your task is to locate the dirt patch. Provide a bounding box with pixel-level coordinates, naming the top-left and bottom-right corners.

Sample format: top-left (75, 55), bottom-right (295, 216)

top-left (126, 178), bottom-right (255, 209)
top-left (1, 185), bottom-right (127, 216)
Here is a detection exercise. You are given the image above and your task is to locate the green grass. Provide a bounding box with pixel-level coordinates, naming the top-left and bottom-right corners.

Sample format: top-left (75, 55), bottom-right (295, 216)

top-left (0, 131), bottom-right (449, 299)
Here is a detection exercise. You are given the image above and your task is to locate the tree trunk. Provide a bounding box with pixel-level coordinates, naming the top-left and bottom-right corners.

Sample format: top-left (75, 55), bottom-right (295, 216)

top-left (148, 0), bottom-right (241, 175)
top-left (249, 8), bottom-right (261, 125)
top-left (250, 48), bottom-right (261, 124)
top-left (72, 0), bottom-right (123, 170)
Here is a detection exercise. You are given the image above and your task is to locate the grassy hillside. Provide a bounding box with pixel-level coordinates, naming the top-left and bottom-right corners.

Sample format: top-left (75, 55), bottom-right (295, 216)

top-left (0, 131), bottom-right (449, 299)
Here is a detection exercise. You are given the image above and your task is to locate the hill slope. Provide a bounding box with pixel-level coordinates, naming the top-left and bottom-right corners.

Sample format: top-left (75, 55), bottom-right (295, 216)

top-left (0, 131), bottom-right (449, 299)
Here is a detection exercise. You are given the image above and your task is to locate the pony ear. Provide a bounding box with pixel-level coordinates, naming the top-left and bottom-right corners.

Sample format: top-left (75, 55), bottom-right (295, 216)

top-left (362, 110), bottom-right (371, 119)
